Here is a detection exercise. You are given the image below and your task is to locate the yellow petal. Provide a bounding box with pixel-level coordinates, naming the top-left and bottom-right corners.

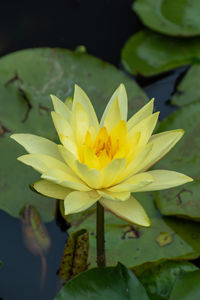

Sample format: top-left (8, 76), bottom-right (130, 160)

top-left (58, 144), bottom-right (77, 173)
top-left (74, 102), bottom-right (90, 147)
top-left (117, 143), bottom-right (153, 181)
top-left (65, 96), bottom-right (73, 110)
top-left (75, 161), bottom-right (103, 189)
top-left (51, 95), bottom-right (72, 120)
top-left (60, 136), bottom-right (78, 158)
top-left (64, 191), bottom-right (100, 214)
top-left (101, 158), bottom-right (126, 188)
top-left (126, 131), bottom-right (141, 163)
top-left (93, 126), bottom-right (109, 152)
top-left (17, 153), bottom-right (74, 175)
top-left (127, 98), bottom-right (154, 131)
top-left (139, 129), bottom-right (184, 172)
top-left (103, 97), bottom-right (122, 132)
top-left (51, 111), bottom-right (73, 139)
top-left (42, 169), bottom-right (91, 191)
top-left (98, 190), bottom-right (130, 201)
top-left (128, 112), bottom-right (159, 148)
top-left (110, 120), bottom-right (127, 157)
top-left (83, 146), bottom-right (100, 170)
top-left (100, 84), bottom-right (128, 126)
top-left (100, 195), bottom-right (150, 227)
top-left (33, 179), bottom-right (71, 199)
top-left (135, 170), bottom-right (193, 192)
top-left (97, 149), bottom-right (111, 170)
top-left (10, 133), bottom-right (63, 161)
top-left (73, 85), bottom-right (99, 132)
top-left (108, 172), bottom-right (153, 192)
top-left (58, 145), bottom-right (102, 188)
top-left (85, 130), bottom-right (93, 148)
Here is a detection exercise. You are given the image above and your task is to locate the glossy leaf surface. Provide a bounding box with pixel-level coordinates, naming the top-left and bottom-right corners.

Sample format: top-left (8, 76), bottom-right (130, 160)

top-left (121, 30), bottom-right (200, 76)
top-left (133, 0), bottom-right (200, 37)
top-left (155, 103), bottom-right (200, 220)
top-left (169, 270), bottom-right (200, 300)
top-left (135, 260), bottom-right (198, 300)
top-left (54, 263), bottom-right (149, 300)
top-left (68, 193), bottom-right (200, 268)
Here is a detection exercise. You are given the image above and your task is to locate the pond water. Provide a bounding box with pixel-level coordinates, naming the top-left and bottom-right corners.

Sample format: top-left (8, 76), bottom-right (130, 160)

top-left (0, 1), bottom-right (191, 299)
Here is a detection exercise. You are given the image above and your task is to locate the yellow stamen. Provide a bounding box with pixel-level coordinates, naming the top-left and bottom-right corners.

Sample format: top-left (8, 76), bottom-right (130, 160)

top-left (81, 121), bottom-right (134, 170)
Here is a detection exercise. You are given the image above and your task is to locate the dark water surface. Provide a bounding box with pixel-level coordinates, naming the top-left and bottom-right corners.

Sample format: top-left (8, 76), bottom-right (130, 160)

top-left (0, 210), bottom-right (67, 300)
top-left (0, 0), bottom-right (189, 299)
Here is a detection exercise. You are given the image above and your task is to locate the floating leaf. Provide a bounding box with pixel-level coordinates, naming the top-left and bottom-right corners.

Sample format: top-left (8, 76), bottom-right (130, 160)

top-left (0, 48), bottom-right (146, 220)
top-left (165, 217), bottom-right (200, 256)
top-left (58, 229), bottom-right (89, 281)
top-left (68, 193), bottom-right (200, 268)
top-left (155, 102), bottom-right (200, 220)
top-left (121, 29), bottom-right (200, 76)
top-left (169, 270), bottom-right (200, 300)
top-left (172, 64), bottom-right (200, 107)
top-left (54, 262), bottom-right (149, 300)
top-left (134, 260), bottom-right (197, 300)
top-left (133, 0), bottom-right (200, 37)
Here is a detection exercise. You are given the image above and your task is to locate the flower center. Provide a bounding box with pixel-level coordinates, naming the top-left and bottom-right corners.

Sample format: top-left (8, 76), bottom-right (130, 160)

top-left (81, 120), bottom-right (128, 170)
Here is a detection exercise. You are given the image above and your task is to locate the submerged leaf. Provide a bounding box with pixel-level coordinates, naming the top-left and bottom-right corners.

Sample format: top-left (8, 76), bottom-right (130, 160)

top-left (21, 205), bottom-right (51, 286)
top-left (58, 229), bottom-right (89, 281)
top-left (21, 204), bottom-right (51, 256)
top-left (72, 230), bottom-right (89, 277)
top-left (58, 235), bottom-right (75, 281)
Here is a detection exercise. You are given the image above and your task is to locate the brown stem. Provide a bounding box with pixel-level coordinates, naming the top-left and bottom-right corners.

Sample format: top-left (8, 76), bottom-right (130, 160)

top-left (96, 201), bottom-right (106, 267)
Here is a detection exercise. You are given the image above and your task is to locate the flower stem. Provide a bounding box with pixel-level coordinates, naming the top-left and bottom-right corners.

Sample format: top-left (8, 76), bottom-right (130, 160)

top-left (96, 201), bottom-right (106, 267)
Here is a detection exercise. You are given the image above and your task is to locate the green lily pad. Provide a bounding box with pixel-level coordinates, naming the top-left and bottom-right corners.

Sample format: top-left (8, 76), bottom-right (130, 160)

top-left (134, 260), bottom-right (198, 300)
top-left (121, 29), bottom-right (200, 76)
top-left (165, 217), bottom-right (200, 254)
top-left (54, 262), bottom-right (149, 300)
top-left (133, 0), bottom-right (200, 37)
top-left (172, 64), bottom-right (200, 107)
top-left (0, 48), bottom-right (146, 221)
top-left (169, 270), bottom-right (200, 300)
top-left (155, 102), bottom-right (200, 220)
top-left (68, 192), bottom-right (200, 268)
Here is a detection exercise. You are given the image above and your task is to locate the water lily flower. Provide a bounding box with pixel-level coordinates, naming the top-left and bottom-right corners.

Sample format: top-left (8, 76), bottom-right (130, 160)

top-left (11, 84), bottom-right (193, 227)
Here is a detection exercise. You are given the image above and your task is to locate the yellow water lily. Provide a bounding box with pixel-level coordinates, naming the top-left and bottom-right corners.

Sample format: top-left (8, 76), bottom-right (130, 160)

top-left (11, 84), bottom-right (193, 227)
